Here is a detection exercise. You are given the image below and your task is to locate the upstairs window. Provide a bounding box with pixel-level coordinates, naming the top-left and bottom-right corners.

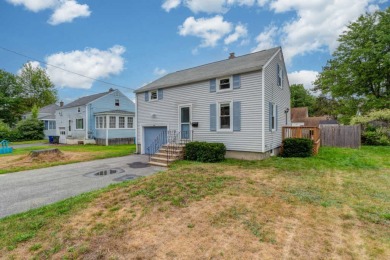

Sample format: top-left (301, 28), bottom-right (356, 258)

top-left (115, 99), bottom-right (120, 106)
top-left (218, 77), bottom-right (231, 91)
top-left (77, 107), bottom-right (81, 113)
top-left (277, 64), bottom-right (283, 88)
top-left (150, 90), bottom-right (158, 100)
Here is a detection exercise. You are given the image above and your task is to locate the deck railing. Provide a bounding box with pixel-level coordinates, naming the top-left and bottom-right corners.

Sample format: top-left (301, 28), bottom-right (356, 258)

top-left (282, 126), bottom-right (321, 155)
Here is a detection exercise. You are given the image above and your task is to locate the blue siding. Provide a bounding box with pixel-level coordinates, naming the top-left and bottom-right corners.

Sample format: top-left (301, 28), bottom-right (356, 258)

top-left (88, 90), bottom-right (136, 139)
top-left (95, 129), bottom-right (136, 139)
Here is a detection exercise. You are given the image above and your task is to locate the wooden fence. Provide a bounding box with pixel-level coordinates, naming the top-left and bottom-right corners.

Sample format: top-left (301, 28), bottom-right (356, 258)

top-left (320, 125), bottom-right (361, 148)
top-left (282, 126), bottom-right (321, 155)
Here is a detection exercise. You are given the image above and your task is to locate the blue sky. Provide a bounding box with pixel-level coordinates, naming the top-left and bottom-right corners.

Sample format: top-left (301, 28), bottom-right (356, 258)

top-left (1, 0), bottom-right (388, 103)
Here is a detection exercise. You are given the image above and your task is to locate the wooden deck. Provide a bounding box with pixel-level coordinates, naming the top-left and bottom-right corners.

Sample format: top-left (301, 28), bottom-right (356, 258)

top-left (282, 126), bottom-right (321, 155)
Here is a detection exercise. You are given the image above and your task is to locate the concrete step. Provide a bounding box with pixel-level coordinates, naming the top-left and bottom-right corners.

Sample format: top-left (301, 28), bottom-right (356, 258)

top-left (149, 161), bottom-right (168, 167)
top-left (150, 156), bottom-right (177, 163)
top-left (153, 152), bottom-right (182, 159)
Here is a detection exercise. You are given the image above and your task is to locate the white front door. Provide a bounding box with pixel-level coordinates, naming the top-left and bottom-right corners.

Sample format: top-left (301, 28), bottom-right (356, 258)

top-left (179, 105), bottom-right (191, 140)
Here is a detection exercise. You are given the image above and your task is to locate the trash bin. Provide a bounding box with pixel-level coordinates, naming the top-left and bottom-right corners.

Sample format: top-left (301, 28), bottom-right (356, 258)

top-left (53, 136), bottom-right (60, 144)
top-left (48, 136), bottom-right (54, 144)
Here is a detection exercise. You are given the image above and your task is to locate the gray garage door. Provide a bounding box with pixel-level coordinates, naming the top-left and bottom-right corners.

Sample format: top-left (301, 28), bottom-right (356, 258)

top-left (144, 126), bottom-right (167, 154)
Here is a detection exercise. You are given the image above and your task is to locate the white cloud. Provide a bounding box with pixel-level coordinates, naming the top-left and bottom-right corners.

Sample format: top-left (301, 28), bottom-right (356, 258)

top-left (48, 0), bottom-right (90, 25)
top-left (6, 0), bottom-right (57, 12)
top-left (162, 0), bottom-right (182, 12)
top-left (165, 0), bottom-right (259, 13)
top-left (178, 15), bottom-right (232, 47)
top-left (252, 25), bottom-right (277, 52)
top-left (45, 45), bottom-right (126, 89)
top-left (153, 67), bottom-right (168, 76)
top-left (17, 61), bottom-right (42, 75)
top-left (185, 0), bottom-right (227, 13)
top-left (6, 0), bottom-right (90, 25)
top-left (288, 70), bottom-right (319, 90)
top-left (224, 24), bottom-right (248, 45)
top-left (264, 0), bottom-right (380, 64)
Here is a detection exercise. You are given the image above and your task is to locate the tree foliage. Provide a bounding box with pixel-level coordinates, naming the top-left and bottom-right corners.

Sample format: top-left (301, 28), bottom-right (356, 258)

top-left (290, 84), bottom-right (316, 115)
top-left (18, 63), bottom-right (57, 108)
top-left (314, 8), bottom-right (390, 119)
top-left (0, 63), bottom-right (57, 127)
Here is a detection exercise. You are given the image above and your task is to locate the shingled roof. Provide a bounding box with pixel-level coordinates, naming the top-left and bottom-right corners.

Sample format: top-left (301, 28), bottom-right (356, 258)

top-left (134, 47), bottom-right (280, 93)
top-left (61, 91), bottom-right (111, 109)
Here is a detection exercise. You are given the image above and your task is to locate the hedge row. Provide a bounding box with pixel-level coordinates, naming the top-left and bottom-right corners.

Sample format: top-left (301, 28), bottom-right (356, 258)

top-left (282, 138), bottom-right (313, 158)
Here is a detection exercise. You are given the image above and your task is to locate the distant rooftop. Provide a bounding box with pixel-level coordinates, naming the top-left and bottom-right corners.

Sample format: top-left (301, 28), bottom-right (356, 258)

top-left (61, 90), bottom-right (112, 109)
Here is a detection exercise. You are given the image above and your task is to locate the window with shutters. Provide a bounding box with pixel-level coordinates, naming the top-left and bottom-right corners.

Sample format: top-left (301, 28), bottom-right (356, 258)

top-left (150, 90), bottom-right (158, 100)
top-left (218, 102), bottom-right (232, 131)
top-left (271, 103), bottom-right (276, 131)
top-left (218, 77), bottom-right (231, 91)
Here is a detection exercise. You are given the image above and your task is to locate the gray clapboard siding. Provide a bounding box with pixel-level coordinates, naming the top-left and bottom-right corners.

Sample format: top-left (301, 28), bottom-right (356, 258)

top-left (263, 51), bottom-right (291, 151)
top-left (137, 70), bottom-right (263, 152)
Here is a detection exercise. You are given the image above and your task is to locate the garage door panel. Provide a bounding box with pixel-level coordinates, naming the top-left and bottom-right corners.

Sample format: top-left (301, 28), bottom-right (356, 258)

top-left (144, 127), bottom-right (167, 154)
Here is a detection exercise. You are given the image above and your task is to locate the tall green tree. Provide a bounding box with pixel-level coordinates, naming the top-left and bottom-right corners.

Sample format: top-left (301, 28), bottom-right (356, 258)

top-left (18, 62), bottom-right (57, 108)
top-left (0, 69), bottom-right (25, 126)
top-left (314, 8), bottom-right (390, 120)
top-left (290, 84), bottom-right (316, 115)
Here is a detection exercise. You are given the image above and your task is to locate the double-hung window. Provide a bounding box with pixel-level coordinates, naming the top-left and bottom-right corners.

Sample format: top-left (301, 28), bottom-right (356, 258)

top-left (119, 116), bottom-right (125, 128)
top-left (127, 117), bottom-right (133, 128)
top-left (150, 90), bottom-right (158, 100)
top-left (109, 116), bottom-right (116, 128)
top-left (218, 77), bottom-right (231, 91)
top-left (76, 119), bottom-right (84, 130)
top-left (219, 102), bottom-right (231, 130)
top-left (95, 116), bottom-right (106, 129)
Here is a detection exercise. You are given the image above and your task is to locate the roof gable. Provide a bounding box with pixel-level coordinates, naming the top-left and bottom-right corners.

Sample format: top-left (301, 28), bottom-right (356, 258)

top-left (61, 91), bottom-right (111, 109)
top-left (134, 47), bottom-right (280, 93)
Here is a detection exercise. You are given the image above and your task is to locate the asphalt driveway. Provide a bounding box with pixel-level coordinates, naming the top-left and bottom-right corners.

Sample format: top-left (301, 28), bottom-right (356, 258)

top-left (0, 155), bottom-right (165, 219)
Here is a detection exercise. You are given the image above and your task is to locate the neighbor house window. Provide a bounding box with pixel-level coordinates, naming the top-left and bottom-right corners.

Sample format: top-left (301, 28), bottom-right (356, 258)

top-left (119, 116), bottom-right (125, 128)
top-left (95, 116), bottom-right (106, 129)
top-left (69, 120), bottom-right (72, 131)
top-left (77, 107), bottom-right (81, 113)
top-left (48, 121), bottom-right (56, 130)
top-left (127, 117), bottom-right (133, 128)
top-left (218, 77), bottom-right (231, 91)
top-left (150, 90), bottom-right (157, 100)
top-left (76, 119), bottom-right (84, 130)
top-left (219, 102), bottom-right (231, 130)
top-left (115, 99), bottom-right (120, 106)
top-left (109, 116), bottom-right (116, 128)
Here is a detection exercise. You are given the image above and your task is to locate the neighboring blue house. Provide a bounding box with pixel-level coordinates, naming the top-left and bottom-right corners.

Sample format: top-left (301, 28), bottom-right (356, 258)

top-left (22, 103), bottom-right (59, 139)
top-left (56, 88), bottom-right (135, 145)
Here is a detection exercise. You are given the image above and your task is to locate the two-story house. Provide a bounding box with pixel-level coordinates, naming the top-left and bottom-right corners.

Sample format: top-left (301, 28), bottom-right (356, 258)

top-left (134, 47), bottom-right (291, 161)
top-left (56, 88), bottom-right (136, 145)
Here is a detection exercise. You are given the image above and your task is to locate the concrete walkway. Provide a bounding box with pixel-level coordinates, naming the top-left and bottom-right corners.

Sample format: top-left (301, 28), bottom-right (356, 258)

top-left (0, 155), bottom-right (165, 218)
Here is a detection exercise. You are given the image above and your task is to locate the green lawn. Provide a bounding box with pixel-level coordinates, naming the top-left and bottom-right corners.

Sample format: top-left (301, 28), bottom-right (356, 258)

top-left (0, 146), bottom-right (389, 259)
top-left (0, 144), bottom-right (136, 174)
top-left (9, 140), bottom-right (48, 145)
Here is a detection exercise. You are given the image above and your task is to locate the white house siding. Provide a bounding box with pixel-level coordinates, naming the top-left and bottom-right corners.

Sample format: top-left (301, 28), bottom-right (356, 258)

top-left (56, 105), bottom-right (87, 140)
top-left (263, 50), bottom-right (291, 151)
top-left (137, 70), bottom-right (263, 153)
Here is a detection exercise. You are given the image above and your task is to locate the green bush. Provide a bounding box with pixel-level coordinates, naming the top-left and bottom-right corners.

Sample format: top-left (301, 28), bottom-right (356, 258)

top-left (282, 138), bottom-right (313, 158)
top-left (185, 141), bottom-right (226, 162)
top-left (362, 129), bottom-right (390, 146)
top-left (15, 119), bottom-right (44, 141)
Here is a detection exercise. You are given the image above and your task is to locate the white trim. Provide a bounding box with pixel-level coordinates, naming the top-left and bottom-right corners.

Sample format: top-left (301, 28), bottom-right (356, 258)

top-left (135, 94), bottom-right (138, 153)
top-left (217, 101), bottom-right (233, 132)
top-left (85, 105), bottom-right (89, 139)
top-left (178, 104), bottom-right (192, 140)
top-left (216, 76), bottom-right (233, 92)
top-left (140, 123), bottom-right (170, 154)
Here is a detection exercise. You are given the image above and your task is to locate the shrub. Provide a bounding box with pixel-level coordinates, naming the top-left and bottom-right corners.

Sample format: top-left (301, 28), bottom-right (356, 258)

top-left (362, 129), bottom-right (390, 146)
top-left (15, 119), bottom-right (44, 141)
top-left (282, 138), bottom-right (313, 158)
top-left (185, 141), bottom-right (226, 163)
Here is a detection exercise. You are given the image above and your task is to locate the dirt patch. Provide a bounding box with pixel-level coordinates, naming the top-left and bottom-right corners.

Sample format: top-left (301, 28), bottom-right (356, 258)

top-left (0, 151), bottom-right (93, 170)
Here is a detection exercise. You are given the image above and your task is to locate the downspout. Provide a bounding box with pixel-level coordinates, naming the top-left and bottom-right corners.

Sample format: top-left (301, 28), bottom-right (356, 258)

top-left (135, 93), bottom-right (138, 154)
top-left (85, 105), bottom-right (88, 140)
